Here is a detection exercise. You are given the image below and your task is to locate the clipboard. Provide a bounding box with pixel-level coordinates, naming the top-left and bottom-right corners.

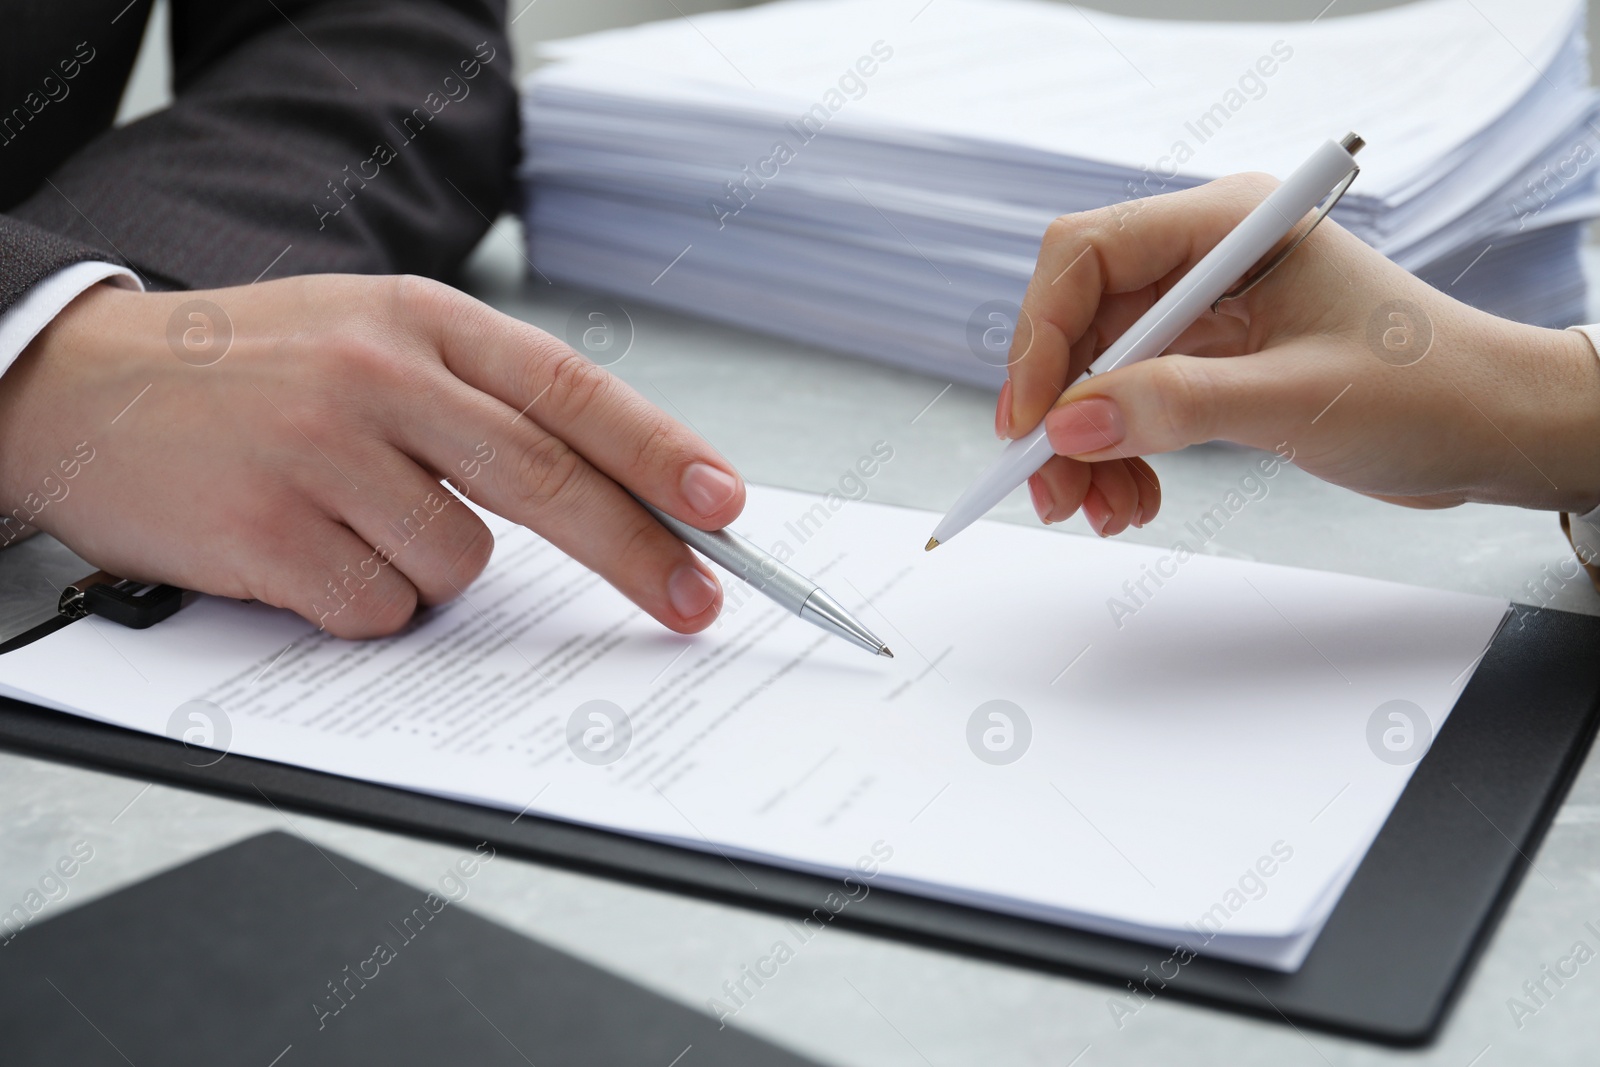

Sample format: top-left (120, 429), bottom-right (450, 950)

top-left (0, 594), bottom-right (1595, 1047)
top-left (0, 570), bottom-right (184, 654)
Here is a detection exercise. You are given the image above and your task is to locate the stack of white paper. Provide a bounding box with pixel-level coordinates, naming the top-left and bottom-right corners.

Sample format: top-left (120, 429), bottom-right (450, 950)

top-left (520, 0), bottom-right (1600, 386)
top-left (0, 487), bottom-right (1509, 971)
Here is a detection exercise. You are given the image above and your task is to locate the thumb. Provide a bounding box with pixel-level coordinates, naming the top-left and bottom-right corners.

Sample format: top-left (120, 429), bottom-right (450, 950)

top-left (1040, 348), bottom-right (1337, 461)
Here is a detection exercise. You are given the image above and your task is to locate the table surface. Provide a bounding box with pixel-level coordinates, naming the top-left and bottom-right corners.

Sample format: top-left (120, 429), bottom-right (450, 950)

top-left (3, 221), bottom-right (1598, 1067)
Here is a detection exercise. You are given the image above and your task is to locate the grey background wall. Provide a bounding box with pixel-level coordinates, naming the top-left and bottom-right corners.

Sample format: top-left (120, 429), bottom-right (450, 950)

top-left (113, 0), bottom-right (1600, 123)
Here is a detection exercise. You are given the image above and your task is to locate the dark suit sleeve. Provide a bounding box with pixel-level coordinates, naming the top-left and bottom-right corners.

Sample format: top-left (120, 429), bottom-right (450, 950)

top-left (0, 219), bottom-right (121, 316)
top-left (2, 0), bottom-right (516, 297)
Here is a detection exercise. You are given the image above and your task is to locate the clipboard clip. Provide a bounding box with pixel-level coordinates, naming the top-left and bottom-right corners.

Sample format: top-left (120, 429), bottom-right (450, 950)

top-left (59, 572), bottom-right (185, 630)
top-left (1211, 132), bottom-right (1364, 313)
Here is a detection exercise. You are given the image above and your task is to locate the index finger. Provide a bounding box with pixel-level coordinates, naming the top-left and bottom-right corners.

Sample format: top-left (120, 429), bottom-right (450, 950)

top-left (397, 279), bottom-right (747, 530)
top-left (1005, 173), bottom-right (1278, 435)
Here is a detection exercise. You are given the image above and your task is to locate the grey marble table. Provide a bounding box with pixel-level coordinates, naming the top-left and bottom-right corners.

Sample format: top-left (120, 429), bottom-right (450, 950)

top-left (2, 221), bottom-right (1597, 1067)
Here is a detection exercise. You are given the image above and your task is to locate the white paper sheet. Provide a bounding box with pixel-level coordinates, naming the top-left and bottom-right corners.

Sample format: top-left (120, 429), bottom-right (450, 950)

top-left (521, 0), bottom-right (1600, 382)
top-left (536, 0), bottom-right (1577, 201)
top-left (0, 486), bottom-right (1507, 970)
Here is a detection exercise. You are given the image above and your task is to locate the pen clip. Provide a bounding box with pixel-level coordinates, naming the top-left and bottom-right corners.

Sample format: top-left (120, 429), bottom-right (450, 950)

top-left (1211, 144), bottom-right (1362, 313)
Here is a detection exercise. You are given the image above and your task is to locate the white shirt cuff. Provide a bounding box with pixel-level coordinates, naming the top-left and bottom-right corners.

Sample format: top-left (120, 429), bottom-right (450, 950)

top-left (1564, 324), bottom-right (1600, 562)
top-left (0, 261), bottom-right (144, 378)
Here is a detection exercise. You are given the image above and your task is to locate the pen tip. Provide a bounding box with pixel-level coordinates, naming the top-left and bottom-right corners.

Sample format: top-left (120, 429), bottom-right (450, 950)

top-left (924, 538), bottom-right (939, 552)
top-left (880, 647), bottom-right (894, 659)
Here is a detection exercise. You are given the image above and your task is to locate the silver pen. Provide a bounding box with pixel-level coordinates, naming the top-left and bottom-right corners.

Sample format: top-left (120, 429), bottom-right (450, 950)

top-left (638, 499), bottom-right (893, 658)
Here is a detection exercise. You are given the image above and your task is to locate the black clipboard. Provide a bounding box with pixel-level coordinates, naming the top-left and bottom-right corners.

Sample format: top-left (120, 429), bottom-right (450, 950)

top-left (0, 602), bottom-right (1595, 1047)
top-left (0, 570), bottom-right (183, 654)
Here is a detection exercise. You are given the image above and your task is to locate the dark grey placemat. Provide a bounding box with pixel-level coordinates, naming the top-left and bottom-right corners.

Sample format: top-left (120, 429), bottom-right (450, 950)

top-left (0, 830), bottom-right (825, 1066)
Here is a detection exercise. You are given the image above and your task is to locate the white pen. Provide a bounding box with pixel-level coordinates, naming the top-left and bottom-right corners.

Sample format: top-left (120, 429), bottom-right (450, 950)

top-left (926, 133), bottom-right (1364, 551)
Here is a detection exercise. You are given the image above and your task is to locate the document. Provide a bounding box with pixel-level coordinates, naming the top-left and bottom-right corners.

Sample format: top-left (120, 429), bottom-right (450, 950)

top-left (0, 486), bottom-right (1507, 970)
top-left (522, 0), bottom-right (1600, 382)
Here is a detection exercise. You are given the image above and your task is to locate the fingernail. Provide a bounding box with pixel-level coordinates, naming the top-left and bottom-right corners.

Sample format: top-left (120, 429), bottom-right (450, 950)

top-left (995, 380), bottom-right (1013, 440)
top-left (669, 563), bottom-right (719, 618)
top-left (681, 462), bottom-right (738, 519)
top-left (1028, 475), bottom-right (1054, 524)
top-left (1082, 487), bottom-right (1110, 537)
top-left (1045, 397), bottom-right (1125, 456)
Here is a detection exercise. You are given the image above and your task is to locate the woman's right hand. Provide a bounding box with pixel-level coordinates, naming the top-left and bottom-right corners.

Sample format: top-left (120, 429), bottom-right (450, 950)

top-left (998, 174), bottom-right (1600, 536)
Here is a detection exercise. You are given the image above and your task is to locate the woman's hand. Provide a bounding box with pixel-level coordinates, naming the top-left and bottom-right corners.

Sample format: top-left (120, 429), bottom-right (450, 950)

top-left (999, 174), bottom-right (1600, 535)
top-left (0, 275), bottom-right (745, 638)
